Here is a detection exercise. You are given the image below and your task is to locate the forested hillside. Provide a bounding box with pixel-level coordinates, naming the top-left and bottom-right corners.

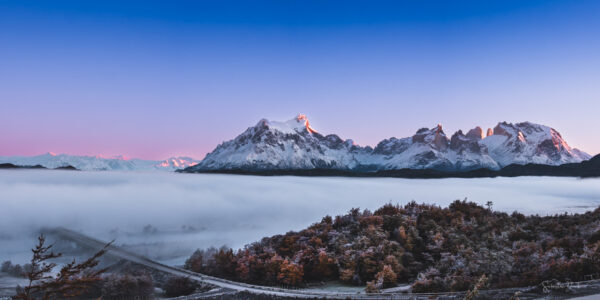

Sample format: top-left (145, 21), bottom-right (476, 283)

top-left (185, 200), bottom-right (600, 292)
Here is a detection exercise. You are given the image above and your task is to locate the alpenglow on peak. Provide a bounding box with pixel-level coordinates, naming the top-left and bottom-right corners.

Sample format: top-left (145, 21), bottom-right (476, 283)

top-left (260, 114), bottom-right (318, 135)
top-left (186, 116), bottom-right (591, 172)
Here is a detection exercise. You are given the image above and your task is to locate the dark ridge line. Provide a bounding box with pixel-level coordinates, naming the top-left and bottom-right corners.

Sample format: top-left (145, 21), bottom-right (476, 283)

top-left (179, 154), bottom-right (600, 179)
top-left (0, 163), bottom-right (79, 171)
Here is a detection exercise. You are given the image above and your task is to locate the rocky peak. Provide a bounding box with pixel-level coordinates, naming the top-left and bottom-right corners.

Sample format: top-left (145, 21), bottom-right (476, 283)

top-left (480, 121), bottom-right (590, 166)
top-left (296, 114), bottom-right (318, 134)
top-left (466, 127), bottom-right (485, 140)
top-left (411, 125), bottom-right (449, 150)
top-left (450, 130), bottom-right (484, 153)
top-left (436, 124), bottom-right (444, 134)
top-left (450, 130), bottom-right (466, 147)
top-left (321, 134), bottom-right (352, 150)
top-left (373, 137), bottom-right (412, 155)
top-left (433, 125), bottom-right (448, 150)
top-left (492, 122), bottom-right (513, 137)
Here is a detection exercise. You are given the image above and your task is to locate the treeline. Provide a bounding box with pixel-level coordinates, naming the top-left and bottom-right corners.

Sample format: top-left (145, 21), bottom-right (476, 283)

top-left (185, 200), bottom-right (600, 292)
top-left (1, 261), bottom-right (31, 278)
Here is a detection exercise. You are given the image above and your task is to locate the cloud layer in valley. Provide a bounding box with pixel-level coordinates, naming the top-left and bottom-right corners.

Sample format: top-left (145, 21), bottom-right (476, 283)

top-left (1, 170), bottom-right (599, 265)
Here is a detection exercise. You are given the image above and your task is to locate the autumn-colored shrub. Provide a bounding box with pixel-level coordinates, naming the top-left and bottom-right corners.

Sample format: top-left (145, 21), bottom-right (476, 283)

top-left (376, 265), bottom-right (397, 288)
top-left (277, 259), bottom-right (304, 286)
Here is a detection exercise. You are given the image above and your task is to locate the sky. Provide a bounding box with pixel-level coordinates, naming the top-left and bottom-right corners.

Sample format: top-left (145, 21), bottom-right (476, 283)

top-left (1, 0), bottom-right (599, 159)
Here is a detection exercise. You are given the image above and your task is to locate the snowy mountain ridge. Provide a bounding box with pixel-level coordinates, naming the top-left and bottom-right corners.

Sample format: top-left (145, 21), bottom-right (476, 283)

top-left (0, 153), bottom-right (199, 171)
top-left (189, 114), bottom-right (591, 172)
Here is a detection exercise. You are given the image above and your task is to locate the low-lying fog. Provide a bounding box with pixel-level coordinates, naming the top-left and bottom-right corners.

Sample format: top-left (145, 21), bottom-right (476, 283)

top-left (1, 170), bottom-right (599, 265)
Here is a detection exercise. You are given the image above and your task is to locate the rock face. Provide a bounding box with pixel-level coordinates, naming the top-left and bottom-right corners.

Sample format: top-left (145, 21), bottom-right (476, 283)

top-left (480, 121), bottom-right (591, 166)
top-left (368, 124), bottom-right (499, 171)
top-left (466, 127), bottom-right (485, 140)
top-left (187, 115), bottom-right (591, 172)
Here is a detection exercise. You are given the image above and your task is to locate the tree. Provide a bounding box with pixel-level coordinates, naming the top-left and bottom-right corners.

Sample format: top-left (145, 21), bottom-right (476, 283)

top-left (358, 250), bottom-right (379, 282)
top-left (214, 247), bottom-right (236, 278)
top-left (312, 251), bottom-right (337, 280)
top-left (376, 265), bottom-right (397, 288)
top-left (14, 234), bottom-right (111, 300)
top-left (365, 264), bottom-right (397, 293)
top-left (184, 249), bottom-right (204, 273)
top-left (1, 261), bottom-right (29, 278)
top-left (277, 259), bottom-right (304, 286)
top-left (383, 255), bottom-right (403, 279)
top-left (163, 276), bottom-right (196, 297)
top-left (339, 267), bottom-right (356, 283)
top-left (264, 255), bottom-right (284, 284)
top-left (365, 279), bottom-right (381, 293)
top-left (14, 235), bottom-right (61, 300)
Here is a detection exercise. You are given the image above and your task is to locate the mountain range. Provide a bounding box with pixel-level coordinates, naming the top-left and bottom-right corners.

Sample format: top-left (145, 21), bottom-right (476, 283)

top-left (185, 114), bottom-right (591, 173)
top-left (1, 115), bottom-right (592, 174)
top-left (0, 153), bottom-right (199, 171)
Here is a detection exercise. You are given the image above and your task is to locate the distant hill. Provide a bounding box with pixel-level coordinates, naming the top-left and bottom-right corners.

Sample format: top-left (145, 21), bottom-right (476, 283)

top-left (0, 153), bottom-right (199, 171)
top-left (0, 163), bottom-right (47, 169)
top-left (0, 163), bottom-right (78, 170)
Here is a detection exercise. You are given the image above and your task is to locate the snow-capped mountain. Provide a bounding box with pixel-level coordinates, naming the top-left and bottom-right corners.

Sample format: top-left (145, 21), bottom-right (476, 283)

top-left (368, 125), bottom-right (500, 171)
top-left (195, 115), bottom-right (369, 171)
top-left (480, 121), bottom-right (590, 166)
top-left (0, 153), bottom-right (199, 171)
top-left (187, 114), bottom-right (591, 172)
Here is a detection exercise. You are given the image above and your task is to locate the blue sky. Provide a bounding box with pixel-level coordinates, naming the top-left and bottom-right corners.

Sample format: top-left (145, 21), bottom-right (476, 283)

top-left (1, 0), bottom-right (599, 159)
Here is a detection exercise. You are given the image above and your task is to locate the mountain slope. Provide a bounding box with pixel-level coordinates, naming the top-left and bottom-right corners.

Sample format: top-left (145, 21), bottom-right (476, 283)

top-left (0, 153), bottom-right (199, 171)
top-left (186, 115), bottom-right (590, 173)
top-left (195, 114), bottom-right (369, 171)
top-left (481, 121), bottom-right (590, 166)
top-left (368, 125), bottom-right (500, 171)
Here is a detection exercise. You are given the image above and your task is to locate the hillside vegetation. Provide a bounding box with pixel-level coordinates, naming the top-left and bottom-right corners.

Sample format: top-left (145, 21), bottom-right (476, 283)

top-left (185, 200), bottom-right (600, 292)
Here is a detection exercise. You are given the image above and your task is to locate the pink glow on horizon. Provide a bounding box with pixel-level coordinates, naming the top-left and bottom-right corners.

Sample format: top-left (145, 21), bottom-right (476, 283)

top-left (94, 154), bottom-right (130, 160)
top-left (0, 115), bottom-right (598, 160)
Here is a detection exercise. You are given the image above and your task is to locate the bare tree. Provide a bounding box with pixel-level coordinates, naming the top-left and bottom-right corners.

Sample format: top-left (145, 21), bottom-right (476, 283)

top-left (14, 234), bottom-right (111, 300)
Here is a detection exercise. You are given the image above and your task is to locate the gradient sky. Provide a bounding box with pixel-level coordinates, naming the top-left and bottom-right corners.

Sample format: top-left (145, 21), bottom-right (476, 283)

top-left (1, 0), bottom-right (599, 160)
